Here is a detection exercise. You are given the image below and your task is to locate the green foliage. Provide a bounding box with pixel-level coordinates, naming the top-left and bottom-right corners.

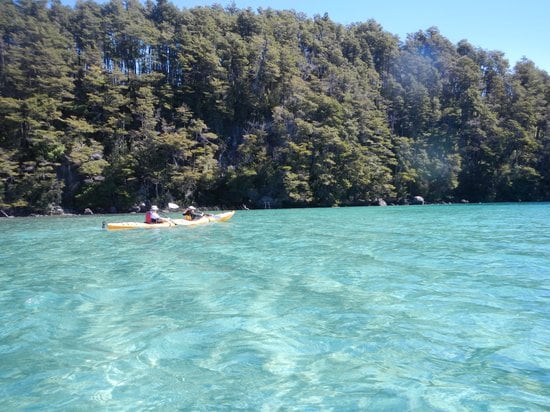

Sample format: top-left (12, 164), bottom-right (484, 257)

top-left (0, 1), bottom-right (549, 214)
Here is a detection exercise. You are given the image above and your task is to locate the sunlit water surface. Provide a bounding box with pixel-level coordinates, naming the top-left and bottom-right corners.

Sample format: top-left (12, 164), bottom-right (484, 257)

top-left (1, 204), bottom-right (549, 410)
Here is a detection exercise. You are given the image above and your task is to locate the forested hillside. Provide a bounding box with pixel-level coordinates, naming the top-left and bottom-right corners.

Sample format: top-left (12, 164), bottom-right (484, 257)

top-left (1, 0), bottom-right (549, 214)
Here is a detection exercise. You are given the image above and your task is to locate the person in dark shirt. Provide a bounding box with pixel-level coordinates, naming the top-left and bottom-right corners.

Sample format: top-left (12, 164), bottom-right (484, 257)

top-left (182, 206), bottom-right (205, 221)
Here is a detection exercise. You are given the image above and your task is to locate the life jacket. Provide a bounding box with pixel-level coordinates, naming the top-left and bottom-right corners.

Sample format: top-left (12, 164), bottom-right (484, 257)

top-left (183, 210), bottom-right (203, 220)
top-left (145, 211), bottom-right (153, 223)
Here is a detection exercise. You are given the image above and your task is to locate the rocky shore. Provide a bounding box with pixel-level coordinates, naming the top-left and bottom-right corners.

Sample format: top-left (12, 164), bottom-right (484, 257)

top-left (1, 196), bottom-right (476, 219)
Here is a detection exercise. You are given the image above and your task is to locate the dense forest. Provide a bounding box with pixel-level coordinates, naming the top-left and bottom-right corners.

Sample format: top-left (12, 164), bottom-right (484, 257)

top-left (1, 0), bottom-right (549, 214)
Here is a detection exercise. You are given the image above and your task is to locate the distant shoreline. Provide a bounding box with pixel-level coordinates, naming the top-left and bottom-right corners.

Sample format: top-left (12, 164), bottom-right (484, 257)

top-left (3, 201), bottom-right (548, 219)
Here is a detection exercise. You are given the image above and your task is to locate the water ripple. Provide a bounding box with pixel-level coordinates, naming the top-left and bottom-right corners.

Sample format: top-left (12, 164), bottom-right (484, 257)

top-left (0, 204), bottom-right (549, 409)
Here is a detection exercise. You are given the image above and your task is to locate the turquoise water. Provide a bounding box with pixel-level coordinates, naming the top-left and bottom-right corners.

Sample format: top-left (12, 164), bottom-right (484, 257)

top-left (1, 204), bottom-right (549, 410)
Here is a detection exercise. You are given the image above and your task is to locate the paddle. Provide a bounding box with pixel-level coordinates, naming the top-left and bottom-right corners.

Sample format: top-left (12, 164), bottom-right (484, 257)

top-left (166, 202), bottom-right (180, 225)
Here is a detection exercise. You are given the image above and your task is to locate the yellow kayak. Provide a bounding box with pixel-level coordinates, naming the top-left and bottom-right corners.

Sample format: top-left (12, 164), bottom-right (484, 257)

top-left (104, 211), bottom-right (235, 231)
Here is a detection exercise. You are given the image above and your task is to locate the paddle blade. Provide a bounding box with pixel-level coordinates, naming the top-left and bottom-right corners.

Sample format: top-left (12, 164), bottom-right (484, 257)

top-left (168, 202), bottom-right (179, 210)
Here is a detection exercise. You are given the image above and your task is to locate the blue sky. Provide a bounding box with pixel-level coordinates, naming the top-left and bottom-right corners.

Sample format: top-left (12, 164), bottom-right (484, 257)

top-left (61, 0), bottom-right (550, 72)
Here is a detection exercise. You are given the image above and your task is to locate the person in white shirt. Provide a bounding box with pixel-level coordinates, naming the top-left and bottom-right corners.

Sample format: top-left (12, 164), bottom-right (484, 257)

top-left (145, 205), bottom-right (167, 224)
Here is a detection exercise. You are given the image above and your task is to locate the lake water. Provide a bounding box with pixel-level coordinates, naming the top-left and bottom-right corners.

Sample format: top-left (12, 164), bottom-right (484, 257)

top-left (1, 203), bottom-right (549, 410)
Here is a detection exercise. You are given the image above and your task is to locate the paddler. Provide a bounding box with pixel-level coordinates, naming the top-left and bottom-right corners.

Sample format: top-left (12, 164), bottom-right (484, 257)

top-left (182, 206), bottom-right (206, 221)
top-left (145, 205), bottom-right (168, 224)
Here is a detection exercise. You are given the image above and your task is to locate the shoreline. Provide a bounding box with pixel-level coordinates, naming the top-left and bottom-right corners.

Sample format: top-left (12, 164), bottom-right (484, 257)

top-left (2, 200), bottom-right (547, 219)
